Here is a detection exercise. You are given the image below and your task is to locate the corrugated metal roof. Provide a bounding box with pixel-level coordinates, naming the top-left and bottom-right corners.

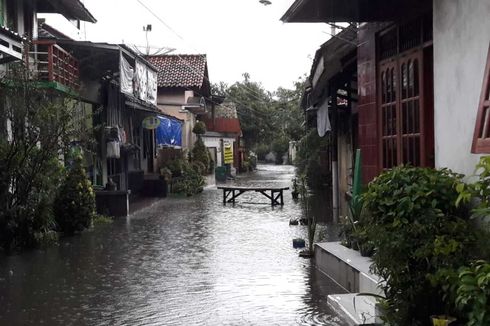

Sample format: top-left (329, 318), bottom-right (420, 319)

top-left (146, 54), bottom-right (207, 88)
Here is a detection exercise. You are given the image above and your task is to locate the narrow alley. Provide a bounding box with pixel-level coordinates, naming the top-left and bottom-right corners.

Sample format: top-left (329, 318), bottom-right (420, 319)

top-left (0, 165), bottom-right (345, 326)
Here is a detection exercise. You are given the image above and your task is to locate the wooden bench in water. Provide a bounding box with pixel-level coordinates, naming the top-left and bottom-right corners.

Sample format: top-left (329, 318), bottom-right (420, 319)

top-left (217, 186), bottom-right (289, 206)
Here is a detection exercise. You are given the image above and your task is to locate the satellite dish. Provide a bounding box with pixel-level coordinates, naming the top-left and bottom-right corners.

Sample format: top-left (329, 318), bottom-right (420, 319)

top-left (259, 0), bottom-right (272, 5)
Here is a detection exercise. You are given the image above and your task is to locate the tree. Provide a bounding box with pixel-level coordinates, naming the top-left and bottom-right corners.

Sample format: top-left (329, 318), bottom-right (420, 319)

top-left (0, 65), bottom-right (80, 250)
top-left (212, 74), bottom-right (306, 163)
top-left (216, 73), bottom-right (273, 150)
top-left (272, 77), bottom-right (306, 142)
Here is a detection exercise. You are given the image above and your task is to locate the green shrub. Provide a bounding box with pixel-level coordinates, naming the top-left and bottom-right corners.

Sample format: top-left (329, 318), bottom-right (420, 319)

top-left (167, 159), bottom-right (184, 177)
top-left (191, 161), bottom-right (206, 175)
top-left (171, 161), bottom-right (205, 195)
top-left (192, 138), bottom-right (210, 174)
top-left (454, 260), bottom-right (490, 325)
top-left (54, 155), bottom-right (96, 235)
top-left (192, 121), bottom-right (206, 135)
top-left (362, 166), bottom-right (476, 325)
top-left (92, 214), bottom-right (113, 226)
top-left (294, 129), bottom-right (330, 190)
top-left (456, 156), bottom-right (490, 220)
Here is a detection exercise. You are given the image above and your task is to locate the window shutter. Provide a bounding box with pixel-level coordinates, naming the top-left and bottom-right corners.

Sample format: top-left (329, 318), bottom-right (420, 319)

top-left (472, 44), bottom-right (490, 153)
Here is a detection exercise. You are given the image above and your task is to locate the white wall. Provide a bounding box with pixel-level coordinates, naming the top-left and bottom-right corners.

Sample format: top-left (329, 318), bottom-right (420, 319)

top-left (433, 0), bottom-right (490, 176)
top-left (202, 136), bottom-right (235, 167)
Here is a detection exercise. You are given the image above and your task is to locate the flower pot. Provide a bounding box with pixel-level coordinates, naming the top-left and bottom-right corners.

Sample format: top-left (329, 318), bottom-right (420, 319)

top-left (431, 315), bottom-right (456, 326)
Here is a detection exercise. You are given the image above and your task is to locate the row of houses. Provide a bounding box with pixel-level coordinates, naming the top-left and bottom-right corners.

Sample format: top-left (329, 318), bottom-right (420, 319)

top-left (0, 0), bottom-right (243, 217)
top-left (281, 0), bottom-right (490, 221)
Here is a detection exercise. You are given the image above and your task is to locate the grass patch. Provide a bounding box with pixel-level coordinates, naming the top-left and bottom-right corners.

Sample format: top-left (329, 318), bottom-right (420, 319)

top-left (92, 214), bottom-right (114, 226)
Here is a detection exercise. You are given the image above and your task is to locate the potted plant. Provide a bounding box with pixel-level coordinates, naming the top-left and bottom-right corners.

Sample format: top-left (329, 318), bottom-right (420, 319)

top-left (291, 177), bottom-right (299, 199)
top-left (297, 175), bottom-right (316, 258)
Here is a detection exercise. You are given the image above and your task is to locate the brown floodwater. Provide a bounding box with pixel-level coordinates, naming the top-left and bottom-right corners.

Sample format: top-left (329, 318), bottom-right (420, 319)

top-left (0, 165), bottom-right (346, 326)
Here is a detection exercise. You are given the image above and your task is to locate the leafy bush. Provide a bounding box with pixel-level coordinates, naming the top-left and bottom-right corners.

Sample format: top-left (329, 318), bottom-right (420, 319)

top-left (171, 161), bottom-right (205, 195)
top-left (454, 260), bottom-right (490, 325)
top-left (295, 129), bottom-right (330, 190)
top-left (0, 66), bottom-right (78, 251)
top-left (362, 166), bottom-right (477, 325)
top-left (167, 159), bottom-right (184, 177)
top-left (456, 156), bottom-right (490, 220)
top-left (54, 155), bottom-right (96, 235)
top-left (191, 161), bottom-right (207, 175)
top-left (192, 121), bottom-right (207, 135)
top-left (192, 138), bottom-right (210, 175)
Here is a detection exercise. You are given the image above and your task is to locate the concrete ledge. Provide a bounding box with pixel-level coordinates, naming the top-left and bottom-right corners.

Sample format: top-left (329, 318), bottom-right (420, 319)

top-left (315, 242), bottom-right (382, 294)
top-left (327, 293), bottom-right (377, 326)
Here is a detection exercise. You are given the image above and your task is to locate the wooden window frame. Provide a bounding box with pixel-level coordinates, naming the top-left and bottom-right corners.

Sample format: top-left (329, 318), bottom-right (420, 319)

top-left (471, 43), bottom-right (490, 153)
top-left (378, 49), bottom-right (426, 169)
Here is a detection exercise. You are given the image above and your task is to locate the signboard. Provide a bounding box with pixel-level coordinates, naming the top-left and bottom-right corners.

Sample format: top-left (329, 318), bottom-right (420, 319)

top-left (224, 141), bottom-right (233, 164)
top-left (142, 116), bottom-right (160, 130)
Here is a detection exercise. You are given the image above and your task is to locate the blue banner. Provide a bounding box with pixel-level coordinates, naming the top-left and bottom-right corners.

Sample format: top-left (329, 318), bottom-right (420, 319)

top-left (156, 115), bottom-right (182, 147)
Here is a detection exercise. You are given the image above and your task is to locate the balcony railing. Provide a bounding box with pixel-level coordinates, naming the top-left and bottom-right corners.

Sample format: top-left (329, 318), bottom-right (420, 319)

top-left (29, 40), bottom-right (80, 90)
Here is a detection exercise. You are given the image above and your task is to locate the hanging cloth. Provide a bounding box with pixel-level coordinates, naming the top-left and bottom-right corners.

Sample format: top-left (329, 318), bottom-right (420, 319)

top-left (120, 53), bottom-right (134, 95)
top-left (316, 99), bottom-right (331, 137)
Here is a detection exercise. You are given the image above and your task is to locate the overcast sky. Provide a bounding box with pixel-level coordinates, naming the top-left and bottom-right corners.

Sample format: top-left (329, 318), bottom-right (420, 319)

top-left (44, 0), bottom-right (331, 92)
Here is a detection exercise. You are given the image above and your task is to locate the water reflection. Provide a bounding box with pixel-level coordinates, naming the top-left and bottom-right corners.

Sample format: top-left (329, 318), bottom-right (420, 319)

top-left (0, 165), bottom-right (346, 325)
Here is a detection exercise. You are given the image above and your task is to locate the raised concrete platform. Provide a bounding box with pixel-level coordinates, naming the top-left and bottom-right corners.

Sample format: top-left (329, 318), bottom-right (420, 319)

top-left (315, 242), bottom-right (382, 294)
top-left (314, 242), bottom-right (384, 325)
top-left (328, 293), bottom-right (377, 326)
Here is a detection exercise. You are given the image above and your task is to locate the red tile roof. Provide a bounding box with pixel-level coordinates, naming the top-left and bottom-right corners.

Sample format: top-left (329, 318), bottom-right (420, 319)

top-left (146, 54), bottom-right (207, 88)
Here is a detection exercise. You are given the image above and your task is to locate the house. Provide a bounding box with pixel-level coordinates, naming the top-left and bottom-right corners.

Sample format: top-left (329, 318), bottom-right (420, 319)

top-left (0, 0), bottom-right (95, 66)
top-left (298, 26), bottom-right (358, 220)
top-left (146, 54), bottom-right (212, 154)
top-left (1, 0), bottom-right (96, 147)
top-left (201, 101), bottom-right (243, 174)
top-left (47, 40), bottom-right (160, 216)
top-left (34, 19), bottom-right (161, 216)
top-left (282, 0), bottom-right (490, 201)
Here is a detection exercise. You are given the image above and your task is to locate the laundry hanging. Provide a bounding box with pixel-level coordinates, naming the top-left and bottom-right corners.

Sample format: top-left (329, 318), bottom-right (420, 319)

top-left (119, 53), bottom-right (134, 95)
top-left (316, 99), bottom-right (331, 137)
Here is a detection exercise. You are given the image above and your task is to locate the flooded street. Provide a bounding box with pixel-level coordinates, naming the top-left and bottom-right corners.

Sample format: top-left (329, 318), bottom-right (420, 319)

top-left (0, 165), bottom-right (346, 326)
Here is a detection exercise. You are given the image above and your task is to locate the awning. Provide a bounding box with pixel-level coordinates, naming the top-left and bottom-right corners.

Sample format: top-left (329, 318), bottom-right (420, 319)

top-left (281, 0), bottom-right (431, 23)
top-left (185, 96), bottom-right (207, 115)
top-left (37, 0), bottom-right (97, 23)
top-left (156, 115), bottom-right (183, 147)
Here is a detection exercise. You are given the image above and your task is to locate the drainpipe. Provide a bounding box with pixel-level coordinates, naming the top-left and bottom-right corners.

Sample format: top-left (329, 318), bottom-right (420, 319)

top-left (331, 88), bottom-right (339, 223)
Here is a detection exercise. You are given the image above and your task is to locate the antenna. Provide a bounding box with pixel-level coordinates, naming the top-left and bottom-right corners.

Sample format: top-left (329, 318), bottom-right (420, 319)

top-left (143, 24), bottom-right (152, 55)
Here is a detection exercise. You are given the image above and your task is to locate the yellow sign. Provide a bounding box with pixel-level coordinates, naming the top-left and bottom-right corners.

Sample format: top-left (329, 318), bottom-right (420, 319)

top-left (224, 142), bottom-right (233, 164)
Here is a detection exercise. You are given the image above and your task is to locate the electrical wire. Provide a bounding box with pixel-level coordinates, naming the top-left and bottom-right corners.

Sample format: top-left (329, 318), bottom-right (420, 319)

top-left (134, 0), bottom-right (277, 104)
